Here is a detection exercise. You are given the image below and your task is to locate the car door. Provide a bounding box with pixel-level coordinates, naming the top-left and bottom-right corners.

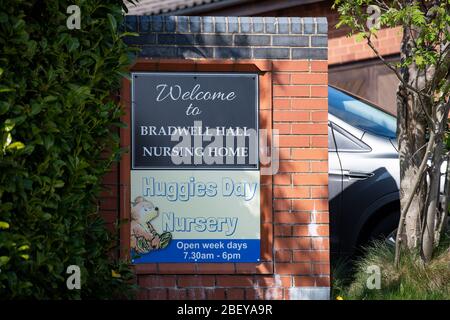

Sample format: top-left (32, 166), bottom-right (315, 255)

top-left (331, 121), bottom-right (398, 255)
top-left (330, 122), bottom-right (373, 255)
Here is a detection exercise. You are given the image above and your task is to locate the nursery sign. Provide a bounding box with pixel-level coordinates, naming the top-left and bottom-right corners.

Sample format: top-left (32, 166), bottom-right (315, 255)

top-left (130, 72), bottom-right (260, 263)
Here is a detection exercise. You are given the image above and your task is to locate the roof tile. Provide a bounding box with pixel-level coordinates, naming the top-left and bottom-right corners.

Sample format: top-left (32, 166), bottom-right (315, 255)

top-left (126, 0), bottom-right (226, 15)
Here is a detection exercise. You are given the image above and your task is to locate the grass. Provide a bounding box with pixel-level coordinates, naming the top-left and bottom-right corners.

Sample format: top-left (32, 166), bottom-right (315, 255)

top-left (332, 237), bottom-right (450, 300)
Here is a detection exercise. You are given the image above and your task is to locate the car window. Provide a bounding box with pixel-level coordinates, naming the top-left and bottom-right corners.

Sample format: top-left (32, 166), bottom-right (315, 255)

top-left (328, 87), bottom-right (397, 138)
top-left (330, 122), bottom-right (371, 152)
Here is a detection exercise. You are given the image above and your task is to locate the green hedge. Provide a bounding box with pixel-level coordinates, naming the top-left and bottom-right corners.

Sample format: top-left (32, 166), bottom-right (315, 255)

top-left (0, 0), bottom-right (136, 298)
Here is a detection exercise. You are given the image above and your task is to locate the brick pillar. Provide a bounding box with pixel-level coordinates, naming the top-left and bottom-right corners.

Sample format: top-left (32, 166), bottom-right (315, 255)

top-left (272, 59), bottom-right (330, 299)
top-left (101, 15), bottom-right (329, 300)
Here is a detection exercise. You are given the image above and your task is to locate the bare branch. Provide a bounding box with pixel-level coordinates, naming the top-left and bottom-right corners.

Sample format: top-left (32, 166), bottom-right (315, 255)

top-left (373, 0), bottom-right (391, 11)
top-left (431, 43), bottom-right (450, 94)
top-left (407, 141), bottom-right (428, 163)
top-left (414, 71), bottom-right (434, 126)
top-left (396, 0), bottom-right (405, 10)
top-left (364, 32), bottom-right (434, 126)
top-left (365, 34), bottom-right (431, 100)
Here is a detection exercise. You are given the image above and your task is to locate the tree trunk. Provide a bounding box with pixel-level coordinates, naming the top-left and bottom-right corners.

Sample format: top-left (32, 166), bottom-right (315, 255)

top-left (397, 26), bottom-right (428, 250)
top-left (396, 21), bottom-right (448, 261)
top-left (421, 131), bottom-right (441, 261)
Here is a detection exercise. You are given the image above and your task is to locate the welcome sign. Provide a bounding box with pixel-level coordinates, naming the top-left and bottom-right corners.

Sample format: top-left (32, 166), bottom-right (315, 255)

top-left (132, 72), bottom-right (258, 169)
top-left (130, 73), bottom-right (260, 263)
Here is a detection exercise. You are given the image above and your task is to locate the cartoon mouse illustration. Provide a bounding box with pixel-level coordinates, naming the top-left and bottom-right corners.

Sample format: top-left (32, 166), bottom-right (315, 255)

top-left (130, 196), bottom-right (172, 254)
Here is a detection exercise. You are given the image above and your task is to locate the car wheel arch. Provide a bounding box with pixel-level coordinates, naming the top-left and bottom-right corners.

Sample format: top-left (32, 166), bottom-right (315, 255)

top-left (353, 193), bottom-right (400, 247)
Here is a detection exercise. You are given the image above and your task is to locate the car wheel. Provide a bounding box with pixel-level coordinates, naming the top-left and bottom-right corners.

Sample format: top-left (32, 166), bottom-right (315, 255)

top-left (368, 211), bottom-right (400, 247)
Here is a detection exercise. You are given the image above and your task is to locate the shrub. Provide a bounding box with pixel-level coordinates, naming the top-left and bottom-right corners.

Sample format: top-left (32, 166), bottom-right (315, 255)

top-left (333, 239), bottom-right (450, 300)
top-left (0, 0), bottom-right (136, 298)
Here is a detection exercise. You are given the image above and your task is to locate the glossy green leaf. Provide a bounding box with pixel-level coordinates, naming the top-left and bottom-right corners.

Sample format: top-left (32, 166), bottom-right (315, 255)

top-left (0, 0), bottom-right (135, 299)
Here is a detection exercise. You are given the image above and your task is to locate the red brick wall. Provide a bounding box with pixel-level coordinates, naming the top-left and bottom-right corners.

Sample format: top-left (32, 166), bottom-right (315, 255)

top-left (329, 27), bottom-right (402, 65)
top-left (99, 57), bottom-right (329, 300)
top-left (261, 1), bottom-right (402, 66)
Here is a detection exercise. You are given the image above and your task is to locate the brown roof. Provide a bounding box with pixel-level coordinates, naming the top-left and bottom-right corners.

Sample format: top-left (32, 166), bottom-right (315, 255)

top-left (126, 0), bottom-right (227, 15)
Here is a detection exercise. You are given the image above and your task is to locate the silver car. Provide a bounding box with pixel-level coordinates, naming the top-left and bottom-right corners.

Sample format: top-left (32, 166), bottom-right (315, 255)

top-left (328, 86), bottom-right (400, 257)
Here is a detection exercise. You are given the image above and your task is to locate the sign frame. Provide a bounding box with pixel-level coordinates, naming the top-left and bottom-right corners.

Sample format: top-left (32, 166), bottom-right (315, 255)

top-left (119, 59), bottom-right (274, 274)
